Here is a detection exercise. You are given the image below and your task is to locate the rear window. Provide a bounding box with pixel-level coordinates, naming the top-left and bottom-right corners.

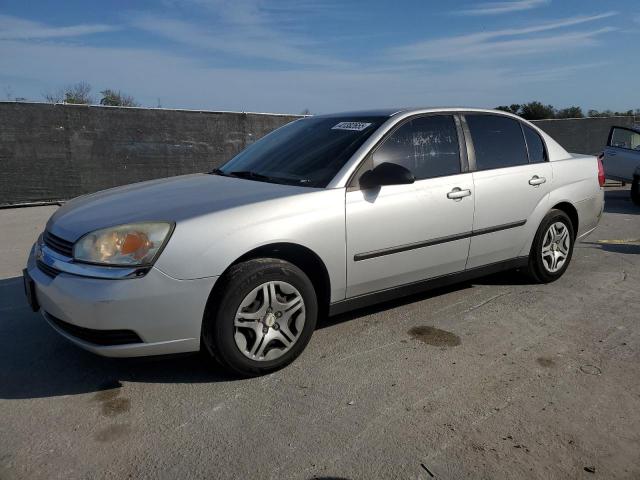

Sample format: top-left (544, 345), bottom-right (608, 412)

top-left (466, 114), bottom-right (528, 170)
top-left (219, 116), bottom-right (386, 187)
top-left (523, 125), bottom-right (547, 163)
top-left (609, 127), bottom-right (640, 151)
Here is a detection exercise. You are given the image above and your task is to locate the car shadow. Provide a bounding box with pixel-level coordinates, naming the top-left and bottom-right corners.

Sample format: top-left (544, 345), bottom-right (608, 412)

top-left (3, 274), bottom-right (481, 399)
top-left (578, 241), bottom-right (640, 255)
top-left (318, 267), bottom-right (537, 332)
top-left (317, 281), bottom-right (478, 330)
top-left (604, 188), bottom-right (637, 215)
top-left (0, 276), bottom-right (240, 400)
top-left (0, 263), bottom-right (581, 400)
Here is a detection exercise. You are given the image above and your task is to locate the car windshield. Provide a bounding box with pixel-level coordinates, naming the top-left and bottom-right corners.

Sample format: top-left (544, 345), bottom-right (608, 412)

top-left (215, 116), bottom-right (387, 187)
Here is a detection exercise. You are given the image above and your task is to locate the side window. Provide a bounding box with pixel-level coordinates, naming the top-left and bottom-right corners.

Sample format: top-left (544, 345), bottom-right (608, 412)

top-left (609, 128), bottom-right (640, 150)
top-left (371, 115), bottom-right (461, 180)
top-left (523, 124), bottom-right (547, 163)
top-left (466, 114), bottom-right (528, 170)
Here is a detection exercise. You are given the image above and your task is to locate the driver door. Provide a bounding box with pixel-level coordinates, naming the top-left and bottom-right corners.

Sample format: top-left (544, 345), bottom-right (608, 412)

top-left (345, 114), bottom-right (475, 297)
top-left (604, 126), bottom-right (640, 181)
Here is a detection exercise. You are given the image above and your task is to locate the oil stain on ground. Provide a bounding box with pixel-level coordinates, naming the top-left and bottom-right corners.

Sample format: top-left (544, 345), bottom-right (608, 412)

top-left (101, 397), bottom-right (131, 417)
top-left (536, 357), bottom-right (556, 367)
top-left (91, 380), bottom-right (131, 417)
top-left (408, 326), bottom-right (461, 347)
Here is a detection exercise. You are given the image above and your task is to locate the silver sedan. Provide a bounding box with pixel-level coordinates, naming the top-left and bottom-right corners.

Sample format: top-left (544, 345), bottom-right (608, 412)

top-left (24, 108), bottom-right (605, 375)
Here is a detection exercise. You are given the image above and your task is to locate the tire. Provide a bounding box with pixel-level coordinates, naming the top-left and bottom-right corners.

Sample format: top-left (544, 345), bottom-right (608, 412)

top-left (202, 258), bottom-right (318, 376)
top-left (526, 209), bottom-right (575, 283)
top-left (631, 175), bottom-right (640, 206)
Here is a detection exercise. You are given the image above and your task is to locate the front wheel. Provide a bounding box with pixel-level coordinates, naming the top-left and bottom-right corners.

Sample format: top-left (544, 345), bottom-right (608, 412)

top-left (202, 258), bottom-right (317, 376)
top-left (526, 209), bottom-right (575, 283)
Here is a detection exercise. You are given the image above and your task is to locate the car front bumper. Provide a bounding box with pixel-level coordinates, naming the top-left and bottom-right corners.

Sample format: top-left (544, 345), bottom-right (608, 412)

top-left (26, 244), bottom-right (218, 357)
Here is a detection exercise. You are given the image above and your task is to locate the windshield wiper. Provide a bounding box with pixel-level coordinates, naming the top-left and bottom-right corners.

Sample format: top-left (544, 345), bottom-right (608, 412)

top-left (227, 170), bottom-right (273, 182)
top-left (208, 168), bottom-right (227, 176)
top-left (218, 169), bottom-right (313, 186)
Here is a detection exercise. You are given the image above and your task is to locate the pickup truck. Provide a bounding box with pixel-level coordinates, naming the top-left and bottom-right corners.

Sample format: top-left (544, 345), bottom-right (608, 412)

top-left (601, 125), bottom-right (640, 205)
top-left (25, 107), bottom-right (605, 375)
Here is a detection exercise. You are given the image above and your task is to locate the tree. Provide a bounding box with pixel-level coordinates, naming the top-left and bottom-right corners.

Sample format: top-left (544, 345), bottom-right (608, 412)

top-left (99, 89), bottom-right (139, 107)
top-left (496, 104), bottom-right (521, 115)
top-left (64, 81), bottom-right (93, 104)
top-left (495, 102), bottom-right (638, 119)
top-left (588, 109), bottom-right (614, 118)
top-left (555, 106), bottom-right (584, 119)
top-left (44, 82), bottom-right (93, 104)
top-left (519, 101), bottom-right (556, 120)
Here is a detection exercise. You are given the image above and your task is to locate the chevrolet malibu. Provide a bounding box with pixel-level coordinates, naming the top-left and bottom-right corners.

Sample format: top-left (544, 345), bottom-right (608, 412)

top-left (24, 108), bottom-right (605, 375)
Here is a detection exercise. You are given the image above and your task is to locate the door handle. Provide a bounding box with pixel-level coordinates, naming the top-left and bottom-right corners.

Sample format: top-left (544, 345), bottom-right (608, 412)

top-left (447, 187), bottom-right (472, 200)
top-left (529, 175), bottom-right (546, 186)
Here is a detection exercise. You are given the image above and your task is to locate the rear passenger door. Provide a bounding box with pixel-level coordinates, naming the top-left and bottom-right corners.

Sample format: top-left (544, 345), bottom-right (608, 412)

top-left (464, 114), bottom-right (552, 268)
top-left (345, 114), bottom-right (474, 297)
top-left (604, 126), bottom-right (640, 181)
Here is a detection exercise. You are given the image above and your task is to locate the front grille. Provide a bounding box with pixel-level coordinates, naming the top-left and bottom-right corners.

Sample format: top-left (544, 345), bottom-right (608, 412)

top-left (45, 313), bottom-right (143, 346)
top-left (37, 259), bottom-right (61, 278)
top-left (43, 230), bottom-right (74, 257)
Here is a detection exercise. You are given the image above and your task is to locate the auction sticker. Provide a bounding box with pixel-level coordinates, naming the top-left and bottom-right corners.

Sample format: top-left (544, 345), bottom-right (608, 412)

top-left (331, 122), bottom-right (372, 131)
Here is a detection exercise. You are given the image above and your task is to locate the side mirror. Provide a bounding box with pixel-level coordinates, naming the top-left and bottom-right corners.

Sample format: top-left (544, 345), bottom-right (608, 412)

top-left (359, 162), bottom-right (415, 189)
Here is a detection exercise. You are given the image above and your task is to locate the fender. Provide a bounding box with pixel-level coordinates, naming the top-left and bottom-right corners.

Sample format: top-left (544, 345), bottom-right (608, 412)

top-left (155, 188), bottom-right (348, 302)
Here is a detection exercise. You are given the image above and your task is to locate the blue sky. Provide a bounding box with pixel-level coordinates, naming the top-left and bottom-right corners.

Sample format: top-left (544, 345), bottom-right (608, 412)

top-left (0, 0), bottom-right (638, 113)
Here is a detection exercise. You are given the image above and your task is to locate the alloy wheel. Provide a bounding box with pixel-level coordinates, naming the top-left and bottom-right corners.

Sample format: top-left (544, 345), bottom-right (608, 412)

top-left (541, 221), bottom-right (571, 273)
top-left (233, 281), bottom-right (306, 361)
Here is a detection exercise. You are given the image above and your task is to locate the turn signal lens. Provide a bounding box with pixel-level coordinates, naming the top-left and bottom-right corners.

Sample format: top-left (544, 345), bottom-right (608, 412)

top-left (121, 232), bottom-right (149, 257)
top-left (73, 222), bottom-right (173, 266)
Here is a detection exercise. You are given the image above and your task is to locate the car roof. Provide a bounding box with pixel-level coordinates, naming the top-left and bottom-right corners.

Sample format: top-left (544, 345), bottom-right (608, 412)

top-left (315, 107), bottom-right (513, 119)
top-left (314, 108), bottom-right (402, 118)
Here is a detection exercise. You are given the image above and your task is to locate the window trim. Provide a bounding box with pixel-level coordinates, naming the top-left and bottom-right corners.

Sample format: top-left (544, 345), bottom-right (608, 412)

top-left (461, 112), bottom-right (547, 172)
top-left (521, 123), bottom-right (548, 164)
top-left (607, 126), bottom-right (640, 151)
top-left (346, 113), bottom-right (469, 191)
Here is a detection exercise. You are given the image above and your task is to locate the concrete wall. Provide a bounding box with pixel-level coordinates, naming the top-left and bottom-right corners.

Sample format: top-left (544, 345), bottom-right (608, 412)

top-left (533, 116), bottom-right (637, 155)
top-left (0, 102), bottom-right (298, 206)
top-left (1, 102), bottom-right (637, 206)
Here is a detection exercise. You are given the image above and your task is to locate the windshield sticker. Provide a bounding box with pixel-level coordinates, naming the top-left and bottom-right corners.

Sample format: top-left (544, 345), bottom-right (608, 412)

top-left (331, 122), bottom-right (372, 131)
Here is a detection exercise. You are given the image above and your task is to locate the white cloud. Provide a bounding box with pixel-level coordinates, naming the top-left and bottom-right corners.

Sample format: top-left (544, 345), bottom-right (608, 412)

top-left (0, 37), bottom-right (609, 114)
top-left (387, 12), bottom-right (618, 61)
top-left (131, 15), bottom-right (347, 67)
top-left (508, 62), bottom-right (608, 82)
top-left (0, 14), bottom-right (117, 40)
top-left (137, 0), bottom-right (347, 67)
top-left (0, 10), bottom-right (626, 113)
top-left (456, 0), bottom-right (550, 16)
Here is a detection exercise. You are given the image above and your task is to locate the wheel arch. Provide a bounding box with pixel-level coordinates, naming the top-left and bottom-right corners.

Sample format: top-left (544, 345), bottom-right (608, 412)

top-left (206, 242), bottom-right (331, 321)
top-left (550, 201), bottom-right (579, 237)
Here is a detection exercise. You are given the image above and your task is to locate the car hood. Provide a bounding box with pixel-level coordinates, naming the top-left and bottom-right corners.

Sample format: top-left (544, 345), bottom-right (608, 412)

top-left (47, 174), bottom-right (312, 241)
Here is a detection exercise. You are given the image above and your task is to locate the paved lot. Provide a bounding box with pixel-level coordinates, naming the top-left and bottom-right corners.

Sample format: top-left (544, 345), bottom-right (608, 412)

top-left (1, 189), bottom-right (639, 479)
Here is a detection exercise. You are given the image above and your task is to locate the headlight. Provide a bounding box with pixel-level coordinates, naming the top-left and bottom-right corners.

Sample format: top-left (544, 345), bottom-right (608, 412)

top-left (73, 222), bottom-right (173, 266)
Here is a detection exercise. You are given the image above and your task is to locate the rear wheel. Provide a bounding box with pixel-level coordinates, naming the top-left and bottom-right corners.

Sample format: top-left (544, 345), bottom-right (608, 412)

top-left (202, 258), bottom-right (317, 376)
top-left (526, 209), bottom-right (575, 283)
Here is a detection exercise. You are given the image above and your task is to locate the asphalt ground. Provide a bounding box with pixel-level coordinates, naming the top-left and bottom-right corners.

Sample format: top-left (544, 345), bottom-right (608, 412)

top-left (1, 188), bottom-right (639, 479)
